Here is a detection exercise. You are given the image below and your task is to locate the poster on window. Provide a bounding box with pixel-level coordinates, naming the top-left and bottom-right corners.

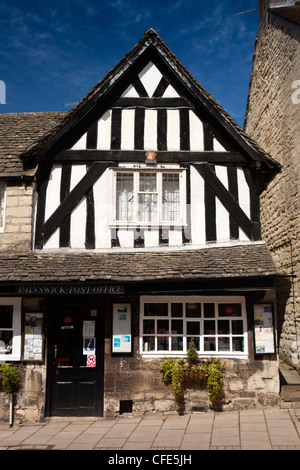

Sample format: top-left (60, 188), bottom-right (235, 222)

top-left (253, 304), bottom-right (275, 354)
top-left (24, 313), bottom-right (43, 361)
top-left (112, 304), bottom-right (132, 354)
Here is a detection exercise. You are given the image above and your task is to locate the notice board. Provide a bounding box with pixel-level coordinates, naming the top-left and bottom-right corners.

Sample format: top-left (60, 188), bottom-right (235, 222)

top-left (253, 304), bottom-right (276, 355)
top-left (24, 312), bottom-right (44, 361)
top-left (112, 304), bottom-right (132, 354)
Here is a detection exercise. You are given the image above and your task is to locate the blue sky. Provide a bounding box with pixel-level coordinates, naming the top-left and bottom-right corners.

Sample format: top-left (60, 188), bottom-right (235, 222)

top-left (0, 0), bottom-right (259, 127)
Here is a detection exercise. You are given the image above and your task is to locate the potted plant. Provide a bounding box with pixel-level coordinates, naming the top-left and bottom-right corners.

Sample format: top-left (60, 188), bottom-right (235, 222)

top-left (159, 339), bottom-right (224, 412)
top-left (0, 363), bottom-right (22, 426)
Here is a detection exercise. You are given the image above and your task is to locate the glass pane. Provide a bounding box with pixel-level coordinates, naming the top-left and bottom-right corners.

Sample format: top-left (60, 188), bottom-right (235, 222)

top-left (138, 194), bottom-right (158, 222)
top-left (204, 303), bottom-right (215, 318)
top-left (171, 303), bottom-right (182, 317)
top-left (158, 337), bottom-right (169, 351)
top-left (0, 330), bottom-right (12, 354)
top-left (0, 306), bottom-right (13, 328)
top-left (218, 320), bottom-right (229, 334)
top-left (143, 336), bottom-right (155, 351)
top-left (116, 173), bottom-right (134, 221)
top-left (143, 319), bottom-right (155, 334)
top-left (139, 172), bottom-right (157, 192)
top-left (232, 320), bottom-right (244, 334)
top-left (204, 320), bottom-right (215, 335)
top-left (144, 303), bottom-right (168, 316)
top-left (232, 337), bottom-right (244, 352)
top-left (172, 337), bottom-right (183, 351)
top-left (218, 337), bottom-right (230, 351)
top-left (157, 320), bottom-right (169, 334)
top-left (162, 173), bottom-right (180, 222)
top-left (204, 337), bottom-right (215, 351)
top-left (187, 322), bottom-right (200, 336)
top-left (187, 336), bottom-right (200, 350)
top-left (186, 303), bottom-right (201, 318)
top-left (219, 303), bottom-right (241, 317)
top-left (171, 320), bottom-right (183, 334)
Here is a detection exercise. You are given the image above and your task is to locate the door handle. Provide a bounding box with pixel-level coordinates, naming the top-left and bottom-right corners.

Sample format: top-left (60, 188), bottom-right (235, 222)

top-left (54, 344), bottom-right (57, 359)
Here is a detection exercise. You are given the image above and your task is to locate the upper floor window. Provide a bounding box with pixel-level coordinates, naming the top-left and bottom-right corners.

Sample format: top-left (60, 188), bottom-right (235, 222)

top-left (112, 168), bottom-right (186, 226)
top-left (0, 182), bottom-right (6, 231)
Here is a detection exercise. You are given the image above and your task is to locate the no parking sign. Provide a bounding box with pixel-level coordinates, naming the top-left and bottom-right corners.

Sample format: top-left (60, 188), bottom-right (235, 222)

top-left (86, 354), bottom-right (96, 367)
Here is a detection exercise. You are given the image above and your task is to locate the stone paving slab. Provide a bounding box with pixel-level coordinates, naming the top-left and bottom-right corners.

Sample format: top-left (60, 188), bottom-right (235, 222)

top-left (0, 409), bottom-right (300, 451)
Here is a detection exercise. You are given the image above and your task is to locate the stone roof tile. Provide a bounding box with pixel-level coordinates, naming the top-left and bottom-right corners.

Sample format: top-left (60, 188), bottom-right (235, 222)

top-left (0, 244), bottom-right (277, 283)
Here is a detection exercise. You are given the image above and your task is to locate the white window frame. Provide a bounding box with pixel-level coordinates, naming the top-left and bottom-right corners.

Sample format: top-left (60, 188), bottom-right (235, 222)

top-left (110, 166), bottom-right (186, 228)
top-left (0, 182), bottom-right (6, 233)
top-left (139, 295), bottom-right (248, 359)
top-left (0, 297), bottom-right (22, 362)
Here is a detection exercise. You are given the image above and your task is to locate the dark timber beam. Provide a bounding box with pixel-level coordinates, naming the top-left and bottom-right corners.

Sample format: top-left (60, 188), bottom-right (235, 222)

top-left (41, 162), bottom-right (113, 246)
top-left (55, 150), bottom-right (248, 165)
top-left (193, 162), bottom-right (258, 241)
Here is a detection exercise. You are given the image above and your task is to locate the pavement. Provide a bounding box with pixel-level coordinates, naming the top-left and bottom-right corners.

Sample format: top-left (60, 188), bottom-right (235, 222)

top-left (1, 408), bottom-right (300, 452)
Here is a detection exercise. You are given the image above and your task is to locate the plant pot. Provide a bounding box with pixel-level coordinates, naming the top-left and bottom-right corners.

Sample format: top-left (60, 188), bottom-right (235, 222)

top-left (182, 369), bottom-right (206, 384)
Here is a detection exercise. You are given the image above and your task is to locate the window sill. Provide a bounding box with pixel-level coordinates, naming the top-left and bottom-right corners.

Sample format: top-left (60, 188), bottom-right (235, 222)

top-left (109, 222), bottom-right (187, 229)
top-left (140, 352), bottom-right (248, 360)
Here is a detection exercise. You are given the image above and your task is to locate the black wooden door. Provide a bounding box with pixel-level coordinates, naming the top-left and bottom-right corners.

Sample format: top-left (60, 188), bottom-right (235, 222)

top-left (48, 302), bottom-right (104, 417)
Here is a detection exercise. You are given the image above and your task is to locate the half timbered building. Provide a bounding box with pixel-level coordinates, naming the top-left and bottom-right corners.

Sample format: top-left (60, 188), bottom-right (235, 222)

top-left (0, 30), bottom-right (281, 419)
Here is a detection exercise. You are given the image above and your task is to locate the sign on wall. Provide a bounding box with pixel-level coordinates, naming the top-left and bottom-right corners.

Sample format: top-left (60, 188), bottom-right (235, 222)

top-left (253, 304), bottom-right (276, 355)
top-left (24, 312), bottom-right (44, 361)
top-left (112, 304), bottom-right (132, 354)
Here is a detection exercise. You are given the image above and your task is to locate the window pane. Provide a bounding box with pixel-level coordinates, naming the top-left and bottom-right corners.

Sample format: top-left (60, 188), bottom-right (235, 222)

top-left (139, 172), bottom-right (157, 192)
top-left (162, 173), bottom-right (180, 221)
top-left (172, 337), bottom-right (183, 351)
top-left (157, 320), bottom-right (169, 334)
top-left (144, 303), bottom-right (168, 316)
top-left (116, 173), bottom-right (134, 221)
top-left (219, 304), bottom-right (241, 317)
top-left (0, 306), bottom-right (13, 329)
top-left (232, 320), bottom-right (243, 334)
top-left (204, 320), bottom-right (215, 335)
top-left (232, 337), bottom-right (244, 352)
top-left (204, 337), bottom-right (215, 351)
top-left (171, 320), bottom-right (183, 334)
top-left (0, 330), bottom-right (12, 354)
top-left (143, 336), bottom-right (155, 351)
top-left (187, 336), bottom-right (200, 350)
top-left (187, 322), bottom-right (200, 336)
top-left (218, 337), bottom-right (230, 351)
top-left (186, 303), bottom-right (201, 318)
top-left (204, 303), bottom-right (214, 318)
top-left (138, 194), bottom-right (158, 222)
top-left (143, 319), bottom-right (155, 334)
top-left (171, 303), bottom-right (182, 317)
top-left (158, 337), bottom-right (169, 351)
top-left (218, 320), bottom-right (229, 334)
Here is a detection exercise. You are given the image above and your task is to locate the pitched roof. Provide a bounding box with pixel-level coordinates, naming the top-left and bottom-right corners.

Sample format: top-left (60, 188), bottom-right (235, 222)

top-left (0, 112), bottom-right (66, 177)
top-left (0, 29), bottom-right (281, 185)
top-left (0, 244), bottom-right (277, 283)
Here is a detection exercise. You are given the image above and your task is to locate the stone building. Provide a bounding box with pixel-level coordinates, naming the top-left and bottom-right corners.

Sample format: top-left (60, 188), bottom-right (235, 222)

top-left (0, 30), bottom-right (281, 421)
top-left (244, 0), bottom-right (300, 371)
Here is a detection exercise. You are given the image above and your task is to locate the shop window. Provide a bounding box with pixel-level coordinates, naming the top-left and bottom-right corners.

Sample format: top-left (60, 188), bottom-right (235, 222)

top-left (112, 169), bottom-right (186, 227)
top-left (0, 182), bottom-right (6, 231)
top-left (0, 298), bottom-right (21, 361)
top-left (140, 296), bottom-right (247, 357)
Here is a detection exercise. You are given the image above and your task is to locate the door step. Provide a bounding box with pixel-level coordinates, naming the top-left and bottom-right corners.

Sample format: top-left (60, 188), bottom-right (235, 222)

top-left (281, 385), bottom-right (300, 402)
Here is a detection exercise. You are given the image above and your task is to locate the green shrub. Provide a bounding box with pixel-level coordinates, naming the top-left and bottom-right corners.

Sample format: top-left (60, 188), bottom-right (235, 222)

top-left (0, 363), bottom-right (21, 394)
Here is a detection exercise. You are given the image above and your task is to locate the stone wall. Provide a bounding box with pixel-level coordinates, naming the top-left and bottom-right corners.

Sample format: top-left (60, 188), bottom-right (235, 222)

top-left (0, 182), bottom-right (34, 252)
top-left (0, 364), bottom-right (46, 423)
top-left (103, 338), bottom-right (280, 417)
top-left (244, 10), bottom-right (300, 369)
